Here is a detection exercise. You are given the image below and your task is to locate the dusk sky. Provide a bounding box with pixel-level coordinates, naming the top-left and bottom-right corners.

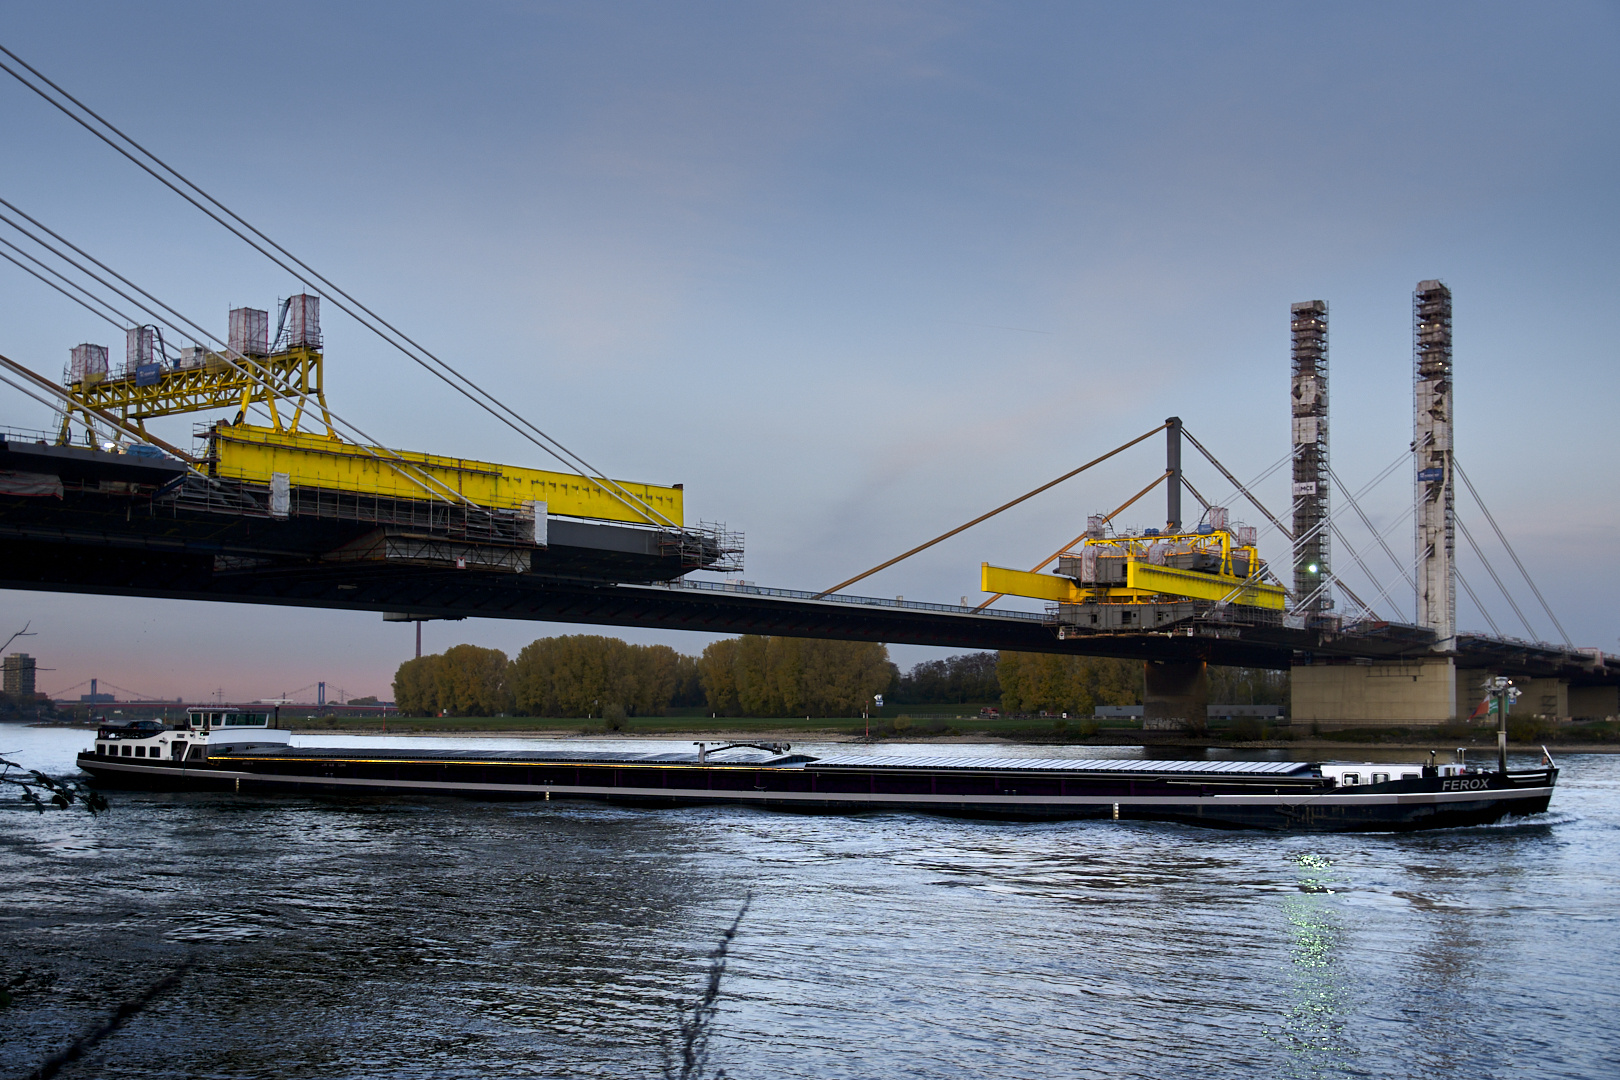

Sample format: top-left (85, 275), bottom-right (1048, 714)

top-left (1, 3), bottom-right (1615, 703)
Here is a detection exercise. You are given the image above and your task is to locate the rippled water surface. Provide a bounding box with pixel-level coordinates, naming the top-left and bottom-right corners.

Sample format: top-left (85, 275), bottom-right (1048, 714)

top-left (3, 728), bottom-right (1617, 1079)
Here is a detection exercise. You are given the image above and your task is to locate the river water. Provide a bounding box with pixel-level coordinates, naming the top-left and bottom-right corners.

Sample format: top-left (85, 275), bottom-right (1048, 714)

top-left (2, 727), bottom-right (1616, 1079)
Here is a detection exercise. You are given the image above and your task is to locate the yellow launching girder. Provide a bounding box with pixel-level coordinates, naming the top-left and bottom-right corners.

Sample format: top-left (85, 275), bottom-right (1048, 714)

top-left (210, 424), bottom-right (684, 525)
top-left (59, 346), bottom-right (334, 442)
top-left (982, 559), bottom-right (1284, 610)
top-left (1124, 561), bottom-right (1286, 609)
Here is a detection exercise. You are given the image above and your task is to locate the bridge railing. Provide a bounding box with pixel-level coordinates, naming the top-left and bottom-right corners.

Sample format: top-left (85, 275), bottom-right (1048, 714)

top-left (657, 578), bottom-right (1050, 621)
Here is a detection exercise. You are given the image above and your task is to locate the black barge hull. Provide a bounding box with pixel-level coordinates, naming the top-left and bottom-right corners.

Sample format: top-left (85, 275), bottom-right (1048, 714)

top-left (75, 746), bottom-right (1557, 833)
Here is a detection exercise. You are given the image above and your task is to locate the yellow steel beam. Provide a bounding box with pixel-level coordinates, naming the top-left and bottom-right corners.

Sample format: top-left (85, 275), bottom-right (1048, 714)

top-left (981, 563), bottom-right (1082, 603)
top-left (1125, 561), bottom-right (1286, 609)
top-left (211, 424), bottom-right (684, 525)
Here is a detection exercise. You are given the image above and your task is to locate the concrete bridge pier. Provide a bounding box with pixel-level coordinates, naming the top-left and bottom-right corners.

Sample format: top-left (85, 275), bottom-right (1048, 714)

top-left (1293, 661), bottom-right (1618, 726)
top-left (1143, 661), bottom-right (1209, 730)
top-left (1291, 658), bottom-right (1460, 727)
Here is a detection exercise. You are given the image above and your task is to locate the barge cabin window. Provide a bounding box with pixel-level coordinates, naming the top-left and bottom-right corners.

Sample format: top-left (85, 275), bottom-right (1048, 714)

top-left (187, 710), bottom-right (271, 730)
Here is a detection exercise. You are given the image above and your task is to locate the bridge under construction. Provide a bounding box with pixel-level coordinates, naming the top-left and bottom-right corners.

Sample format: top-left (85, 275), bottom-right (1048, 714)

top-left (0, 41), bottom-right (1611, 728)
top-left (1, 284), bottom-right (1614, 727)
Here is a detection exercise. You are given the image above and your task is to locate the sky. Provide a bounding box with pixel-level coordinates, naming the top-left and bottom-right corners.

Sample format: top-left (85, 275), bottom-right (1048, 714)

top-left (0, 2), bottom-right (1615, 703)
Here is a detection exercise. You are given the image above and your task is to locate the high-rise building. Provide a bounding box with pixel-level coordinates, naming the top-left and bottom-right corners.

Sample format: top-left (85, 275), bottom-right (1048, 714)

top-left (3, 653), bottom-right (37, 697)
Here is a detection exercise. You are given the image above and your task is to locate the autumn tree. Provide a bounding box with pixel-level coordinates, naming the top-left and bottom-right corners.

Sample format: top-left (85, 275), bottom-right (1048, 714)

top-left (697, 635), bottom-right (893, 717)
top-left (996, 652), bottom-right (1142, 715)
top-left (393, 645), bottom-right (512, 716)
top-left (393, 654), bottom-right (441, 716)
top-left (509, 635), bottom-right (694, 717)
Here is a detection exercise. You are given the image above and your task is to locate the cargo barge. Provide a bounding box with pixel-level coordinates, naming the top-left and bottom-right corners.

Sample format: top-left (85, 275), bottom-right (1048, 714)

top-left (75, 709), bottom-right (1557, 833)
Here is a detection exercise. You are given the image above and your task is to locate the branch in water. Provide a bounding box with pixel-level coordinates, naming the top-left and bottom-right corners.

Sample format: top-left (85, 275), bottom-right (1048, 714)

top-left (0, 757), bottom-right (109, 816)
top-left (662, 895), bottom-right (751, 1080)
top-left (27, 960), bottom-right (193, 1080)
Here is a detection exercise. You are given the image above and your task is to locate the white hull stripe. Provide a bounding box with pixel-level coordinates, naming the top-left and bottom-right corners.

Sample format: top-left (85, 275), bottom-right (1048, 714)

top-left (82, 760), bottom-right (1552, 810)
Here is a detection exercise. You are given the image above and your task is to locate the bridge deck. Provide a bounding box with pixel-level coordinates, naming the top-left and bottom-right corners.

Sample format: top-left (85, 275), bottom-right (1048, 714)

top-left (0, 479), bottom-right (1610, 681)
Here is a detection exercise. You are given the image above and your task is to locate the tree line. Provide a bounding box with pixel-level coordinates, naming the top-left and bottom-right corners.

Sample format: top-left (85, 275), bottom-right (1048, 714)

top-left (393, 635), bottom-right (1281, 718)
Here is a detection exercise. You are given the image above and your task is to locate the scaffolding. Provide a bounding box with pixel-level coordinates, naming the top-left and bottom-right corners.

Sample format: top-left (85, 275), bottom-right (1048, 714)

top-left (1290, 300), bottom-right (1330, 614)
top-left (1414, 279), bottom-right (1455, 644)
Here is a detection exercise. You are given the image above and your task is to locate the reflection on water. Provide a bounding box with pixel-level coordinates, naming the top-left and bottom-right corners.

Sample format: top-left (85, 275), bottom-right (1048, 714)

top-left (1, 727), bottom-right (1617, 1079)
top-left (1269, 853), bottom-right (1352, 1077)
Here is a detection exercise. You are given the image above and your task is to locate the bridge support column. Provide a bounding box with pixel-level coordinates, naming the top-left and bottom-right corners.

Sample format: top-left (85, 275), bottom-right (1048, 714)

top-left (1511, 678), bottom-right (1569, 720)
top-left (1143, 660), bottom-right (1208, 731)
top-left (1571, 685), bottom-right (1618, 720)
top-left (1291, 658), bottom-right (1459, 727)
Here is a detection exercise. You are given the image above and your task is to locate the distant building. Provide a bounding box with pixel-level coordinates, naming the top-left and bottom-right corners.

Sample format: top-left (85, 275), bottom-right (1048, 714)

top-left (3, 653), bottom-right (36, 697)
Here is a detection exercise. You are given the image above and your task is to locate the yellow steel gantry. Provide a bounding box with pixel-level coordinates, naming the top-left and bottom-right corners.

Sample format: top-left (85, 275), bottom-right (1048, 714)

top-left (51, 323), bottom-right (682, 527)
top-left (981, 525), bottom-right (1286, 611)
top-left (60, 345), bottom-right (334, 443)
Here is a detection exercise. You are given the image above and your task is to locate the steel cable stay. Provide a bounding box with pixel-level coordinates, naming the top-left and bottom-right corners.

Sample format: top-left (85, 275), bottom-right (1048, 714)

top-left (1322, 523), bottom-right (1388, 621)
top-left (1283, 447), bottom-right (1412, 560)
top-left (43, 678), bottom-right (92, 699)
top-left (1181, 428), bottom-right (1296, 543)
top-left (1456, 566), bottom-right (1505, 638)
top-left (0, 44), bottom-right (676, 530)
top-left (973, 470), bottom-right (1169, 611)
top-left (0, 284), bottom-right (460, 513)
top-left (0, 368), bottom-right (78, 423)
top-left (816, 423), bottom-right (1169, 598)
top-left (0, 202), bottom-right (483, 509)
top-left (1327, 463), bottom-right (1417, 592)
top-left (1185, 429), bottom-right (1403, 616)
top-left (0, 234), bottom-right (137, 329)
top-left (0, 232), bottom-right (296, 444)
top-left (1454, 457), bottom-right (1572, 646)
top-left (0, 46), bottom-right (656, 521)
top-left (1196, 449), bottom-right (1292, 529)
top-left (1456, 514), bottom-right (1539, 641)
top-left (41, 678), bottom-right (160, 702)
top-left (1330, 503), bottom-right (1415, 621)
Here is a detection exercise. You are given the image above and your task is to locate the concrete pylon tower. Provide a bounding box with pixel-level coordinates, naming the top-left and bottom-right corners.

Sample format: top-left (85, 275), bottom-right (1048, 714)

top-left (1290, 300), bottom-right (1331, 613)
top-left (1413, 280), bottom-right (1455, 647)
